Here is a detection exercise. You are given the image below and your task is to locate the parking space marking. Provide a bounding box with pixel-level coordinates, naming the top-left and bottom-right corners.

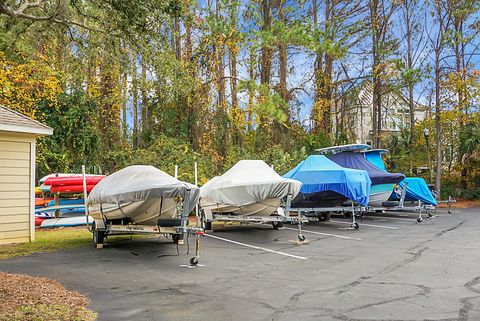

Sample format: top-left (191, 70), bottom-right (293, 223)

top-left (329, 220), bottom-right (399, 230)
top-left (204, 234), bottom-right (308, 260)
top-left (284, 227), bottom-right (362, 241)
top-left (366, 215), bottom-right (417, 222)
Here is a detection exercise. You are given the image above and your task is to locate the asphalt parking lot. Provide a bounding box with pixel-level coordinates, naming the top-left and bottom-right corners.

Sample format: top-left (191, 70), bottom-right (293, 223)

top-left (1, 207), bottom-right (480, 321)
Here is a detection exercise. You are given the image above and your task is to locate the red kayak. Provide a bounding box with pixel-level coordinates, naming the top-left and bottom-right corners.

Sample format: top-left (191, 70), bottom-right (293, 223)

top-left (35, 217), bottom-right (47, 226)
top-left (50, 184), bottom-right (97, 193)
top-left (44, 175), bottom-right (105, 187)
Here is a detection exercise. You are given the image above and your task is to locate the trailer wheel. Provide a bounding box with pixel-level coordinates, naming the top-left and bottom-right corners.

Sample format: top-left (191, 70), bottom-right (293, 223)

top-left (272, 221), bottom-right (284, 229)
top-left (417, 217), bottom-right (423, 223)
top-left (318, 213), bottom-right (331, 222)
top-left (353, 222), bottom-right (359, 230)
top-left (204, 221), bottom-right (212, 231)
top-left (190, 256), bottom-right (199, 266)
top-left (172, 234), bottom-right (181, 244)
top-left (298, 234), bottom-right (306, 242)
top-left (92, 222), bottom-right (105, 247)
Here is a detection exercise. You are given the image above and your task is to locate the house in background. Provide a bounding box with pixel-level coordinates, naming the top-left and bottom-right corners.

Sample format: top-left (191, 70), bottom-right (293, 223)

top-left (333, 81), bottom-right (429, 144)
top-left (0, 106), bottom-right (52, 244)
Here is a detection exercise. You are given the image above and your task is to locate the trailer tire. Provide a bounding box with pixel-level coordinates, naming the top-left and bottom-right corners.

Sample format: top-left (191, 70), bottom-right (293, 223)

top-left (272, 221), bottom-right (284, 229)
top-left (318, 213), bottom-right (331, 222)
top-left (158, 218), bottom-right (182, 227)
top-left (92, 223), bottom-right (105, 247)
top-left (204, 221), bottom-right (212, 231)
top-left (382, 201), bottom-right (399, 207)
top-left (172, 234), bottom-right (181, 244)
top-left (353, 222), bottom-right (359, 230)
top-left (190, 257), bottom-right (199, 266)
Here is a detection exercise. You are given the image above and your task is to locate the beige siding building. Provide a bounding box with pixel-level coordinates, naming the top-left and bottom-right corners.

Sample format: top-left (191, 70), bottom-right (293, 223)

top-left (332, 81), bottom-right (429, 144)
top-left (0, 106), bottom-right (52, 244)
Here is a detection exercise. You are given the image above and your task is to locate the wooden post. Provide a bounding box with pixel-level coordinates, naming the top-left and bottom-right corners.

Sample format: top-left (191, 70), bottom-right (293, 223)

top-left (54, 192), bottom-right (60, 218)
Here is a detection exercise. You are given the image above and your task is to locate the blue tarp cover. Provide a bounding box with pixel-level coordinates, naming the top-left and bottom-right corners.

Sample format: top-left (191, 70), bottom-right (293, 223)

top-left (283, 155), bottom-right (371, 206)
top-left (328, 152), bottom-right (405, 185)
top-left (364, 151), bottom-right (387, 171)
top-left (364, 151), bottom-right (437, 206)
top-left (400, 178), bottom-right (437, 206)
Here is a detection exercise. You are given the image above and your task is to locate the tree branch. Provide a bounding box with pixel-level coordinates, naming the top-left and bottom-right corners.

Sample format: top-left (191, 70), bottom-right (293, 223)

top-left (0, 0), bottom-right (105, 33)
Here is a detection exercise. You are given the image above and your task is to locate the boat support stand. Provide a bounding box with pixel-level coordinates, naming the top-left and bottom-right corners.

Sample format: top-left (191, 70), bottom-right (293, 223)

top-left (284, 193), bottom-right (307, 243)
top-left (180, 189), bottom-right (205, 266)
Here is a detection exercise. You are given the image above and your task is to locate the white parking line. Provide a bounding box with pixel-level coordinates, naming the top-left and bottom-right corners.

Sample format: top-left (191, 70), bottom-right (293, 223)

top-left (284, 227), bottom-right (362, 241)
top-left (204, 233), bottom-right (308, 260)
top-left (366, 215), bottom-right (417, 221)
top-left (329, 220), bottom-right (399, 230)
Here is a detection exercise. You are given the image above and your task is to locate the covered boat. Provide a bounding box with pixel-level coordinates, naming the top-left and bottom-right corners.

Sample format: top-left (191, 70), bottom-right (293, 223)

top-left (200, 160), bottom-right (302, 217)
top-left (319, 146), bottom-right (405, 207)
top-left (364, 150), bottom-right (437, 206)
top-left (88, 165), bottom-right (202, 265)
top-left (283, 155), bottom-right (371, 207)
top-left (88, 165), bottom-right (200, 226)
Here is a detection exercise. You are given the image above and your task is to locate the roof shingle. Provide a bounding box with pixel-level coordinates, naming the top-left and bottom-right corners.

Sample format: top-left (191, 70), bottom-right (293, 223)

top-left (0, 106), bottom-right (53, 135)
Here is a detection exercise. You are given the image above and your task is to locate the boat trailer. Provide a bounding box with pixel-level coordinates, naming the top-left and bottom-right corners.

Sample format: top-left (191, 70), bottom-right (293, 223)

top-left (201, 193), bottom-right (309, 242)
top-left (90, 190), bottom-right (204, 266)
top-left (288, 204), bottom-right (363, 229)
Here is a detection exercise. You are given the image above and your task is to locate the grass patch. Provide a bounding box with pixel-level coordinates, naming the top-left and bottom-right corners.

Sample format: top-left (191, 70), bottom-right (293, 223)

top-left (0, 227), bottom-right (150, 260)
top-left (1, 304), bottom-right (97, 321)
top-left (0, 228), bottom-right (91, 260)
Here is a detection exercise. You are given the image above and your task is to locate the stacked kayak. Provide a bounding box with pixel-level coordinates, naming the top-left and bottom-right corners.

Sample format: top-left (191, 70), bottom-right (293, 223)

top-left (42, 175), bottom-right (105, 193)
top-left (35, 174), bottom-right (105, 228)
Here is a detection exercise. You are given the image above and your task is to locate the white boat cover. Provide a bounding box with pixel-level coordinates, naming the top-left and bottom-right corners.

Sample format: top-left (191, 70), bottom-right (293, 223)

top-left (200, 160), bottom-right (302, 206)
top-left (88, 165), bottom-right (200, 213)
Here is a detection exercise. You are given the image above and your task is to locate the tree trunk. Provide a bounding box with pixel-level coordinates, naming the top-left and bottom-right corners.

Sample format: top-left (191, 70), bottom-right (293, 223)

top-left (404, 0), bottom-right (415, 145)
top-left (121, 68), bottom-right (128, 140)
top-left (132, 52), bottom-right (139, 149)
top-left (321, 0), bottom-right (333, 136)
top-left (247, 47), bottom-right (255, 131)
top-left (311, 0), bottom-right (323, 134)
top-left (141, 57), bottom-right (148, 134)
top-left (174, 17), bottom-right (181, 61)
top-left (183, 0), bottom-right (196, 147)
top-left (274, 0), bottom-right (289, 143)
top-left (258, 0), bottom-right (273, 134)
top-left (370, 0), bottom-right (382, 148)
top-left (260, 0), bottom-right (272, 86)
top-left (434, 0), bottom-right (443, 196)
top-left (452, 14), bottom-right (467, 189)
top-left (99, 62), bottom-right (120, 152)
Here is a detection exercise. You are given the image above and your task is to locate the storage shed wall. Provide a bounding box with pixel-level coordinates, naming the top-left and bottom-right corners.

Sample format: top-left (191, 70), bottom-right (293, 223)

top-left (0, 131), bottom-right (35, 244)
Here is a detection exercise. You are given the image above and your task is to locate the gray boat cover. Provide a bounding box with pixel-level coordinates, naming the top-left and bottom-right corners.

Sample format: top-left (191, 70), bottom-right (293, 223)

top-left (87, 165), bottom-right (200, 213)
top-left (200, 160), bottom-right (302, 206)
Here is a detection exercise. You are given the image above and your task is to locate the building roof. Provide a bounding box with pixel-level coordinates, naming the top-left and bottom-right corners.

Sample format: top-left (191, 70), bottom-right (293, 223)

top-left (355, 81), bottom-right (428, 111)
top-left (0, 106), bottom-right (53, 136)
